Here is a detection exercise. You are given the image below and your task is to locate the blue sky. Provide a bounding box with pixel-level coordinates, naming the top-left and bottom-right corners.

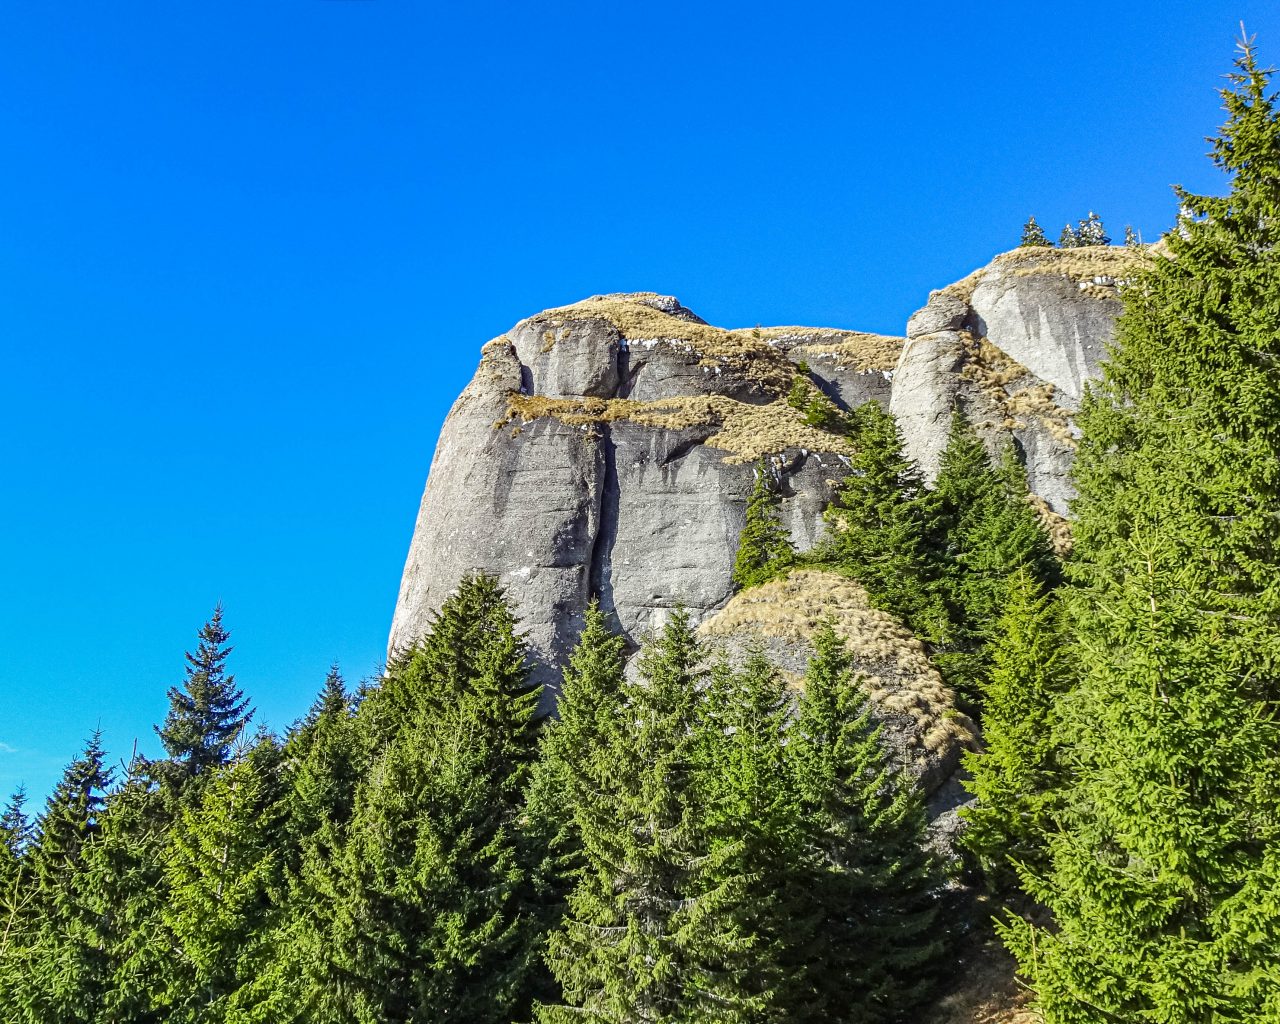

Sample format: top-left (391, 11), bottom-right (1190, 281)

top-left (2, 0), bottom-right (1277, 803)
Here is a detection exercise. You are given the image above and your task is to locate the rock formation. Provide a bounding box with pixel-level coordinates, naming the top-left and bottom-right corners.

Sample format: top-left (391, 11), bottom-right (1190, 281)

top-left (388, 245), bottom-right (1150, 786)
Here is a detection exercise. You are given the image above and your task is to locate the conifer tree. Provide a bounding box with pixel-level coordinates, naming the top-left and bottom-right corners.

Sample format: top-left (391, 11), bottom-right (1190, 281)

top-left (1058, 223), bottom-right (1080, 247)
top-left (540, 610), bottom-right (757, 1022)
top-left (1075, 210), bottom-right (1111, 245)
top-left (732, 462), bottom-right (794, 590)
top-left (81, 756), bottom-right (171, 1023)
top-left (1125, 223), bottom-right (1141, 247)
top-left (696, 650), bottom-right (797, 1019)
top-left (824, 401), bottom-right (949, 644)
top-left (1003, 38), bottom-right (1280, 1020)
top-left (786, 625), bottom-right (944, 1023)
top-left (160, 735), bottom-right (285, 1023)
top-left (0, 790), bottom-right (33, 1011)
top-left (156, 605), bottom-right (253, 791)
top-left (325, 574), bottom-right (541, 1022)
top-left (4, 733), bottom-right (114, 1023)
top-left (525, 602), bottom-right (628, 924)
top-left (1020, 215), bottom-right (1051, 247)
top-left (931, 415), bottom-right (1059, 704)
top-left (960, 569), bottom-right (1067, 890)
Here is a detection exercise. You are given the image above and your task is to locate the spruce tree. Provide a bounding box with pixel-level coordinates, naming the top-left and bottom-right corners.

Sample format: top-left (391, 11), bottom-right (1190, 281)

top-left (156, 605), bottom-right (253, 790)
top-left (785, 624), bottom-right (944, 1023)
top-left (5, 733), bottom-right (114, 1023)
top-left (325, 574), bottom-right (541, 1023)
top-left (1020, 215), bottom-right (1051, 247)
top-left (539, 610), bottom-right (757, 1023)
top-left (731, 462), bottom-right (794, 591)
top-left (824, 401), bottom-right (949, 644)
top-left (160, 736), bottom-right (285, 1023)
top-left (1075, 210), bottom-right (1111, 246)
top-left (1058, 223), bottom-right (1080, 247)
top-left (0, 790), bottom-right (33, 1010)
top-left (696, 650), bottom-right (797, 1020)
top-left (1003, 38), bottom-right (1280, 1021)
top-left (960, 568), bottom-right (1067, 890)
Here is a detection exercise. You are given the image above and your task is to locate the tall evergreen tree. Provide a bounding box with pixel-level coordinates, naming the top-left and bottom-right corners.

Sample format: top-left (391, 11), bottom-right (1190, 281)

top-left (1076, 210), bottom-right (1111, 245)
top-left (160, 736), bottom-right (285, 1023)
top-left (0, 790), bottom-right (34, 1009)
top-left (1003, 38), bottom-right (1280, 1021)
top-left (3, 733), bottom-right (114, 1023)
top-left (731, 462), bottom-right (795, 591)
top-left (785, 624), bottom-right (945, 1023)
top-left (960, 568), bottom-right (1068, 890)
top-left (1058, 223), bottom-right (1081, 247)
top-left (324, 574), bottom-right (542, 1023)
top-left (823, 401), bottom-right (949, 644)
top-left (156, 605), bottom-right (253, 790)
top-left (931, 415), bottom-right (1060, 705)
top-left (539, 610), bottom-right (757, 1023)
top-left (696, 650), bottom-right (797, 1020)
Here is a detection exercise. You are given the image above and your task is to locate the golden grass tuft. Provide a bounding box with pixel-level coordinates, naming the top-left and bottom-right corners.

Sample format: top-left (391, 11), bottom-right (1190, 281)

top-left (700, 570), bottom-right (979, 754)
top-left (498, 393), bottom-right (853, 463)
top-left (759, 327), bottom-right (906, 373)
top-left (528, 296), bottom-right (796, 393)
top-left (1027, 493), bottom-right (1073, 558)
top-left (993, 244), bottom-right (1151, 293)
top-left (956, 333), bottom-right (1077, 447)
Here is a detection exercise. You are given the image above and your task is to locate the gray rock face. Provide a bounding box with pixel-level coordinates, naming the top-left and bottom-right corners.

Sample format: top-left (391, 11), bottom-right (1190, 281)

top-left (390, 249), bottom-right (1141, 707)
top-left (388, 295), bottom-right (850, 707)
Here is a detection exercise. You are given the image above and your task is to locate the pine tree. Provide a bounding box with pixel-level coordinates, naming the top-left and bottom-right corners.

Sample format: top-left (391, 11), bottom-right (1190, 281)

top-left (156, 605), bottom-right (253, 790)
top-left (1020, 215), bottom-right (1051, 247)
top-left (81, 756), bottom-right (171, 1023)
top-left (1058, 223), bottom-right (1080, 248)
top-left (960, 569), bottom-right (1067, 890)
top-left (1076, 210), bottom-right (1111, 245)
top-left (539, 610), bottom-right (757, 1023)
top-left (1125, 223), bottom-right (1141, 247)
top-left (1003, 38), bottom-right (1280, 1020)
top-left (160, 736), bottom-right (285, 1023)
top-left (696, 649), bottom-right (797, 1019)
top-left (4, 733), bottom-right (114, 1023)
top-left (325, 574), bottom-right (542, 1022)
top-left (732, 462), bottom-right (795, 590)
top-left (786, 625), bottom-right (945, 1023)
top-left (525, 602), bottom-right (628, 928)
top-left (823, 401), bottom-right (949, 644)
top-left (0, 790), bottom-right (34, 1009)
top-left (931, 415), bottom-right (1060, 706)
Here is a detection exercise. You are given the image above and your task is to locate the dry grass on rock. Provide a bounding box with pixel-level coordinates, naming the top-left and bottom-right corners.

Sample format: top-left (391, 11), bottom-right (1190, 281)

top-left (700, 570), bottom-right (978, 757)
top-left (499, 394), bottom-right (853, 464)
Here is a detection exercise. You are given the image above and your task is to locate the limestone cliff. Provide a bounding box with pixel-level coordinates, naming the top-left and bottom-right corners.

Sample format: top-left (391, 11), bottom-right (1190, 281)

top-left (388, 246), bottom-right (1146, 785)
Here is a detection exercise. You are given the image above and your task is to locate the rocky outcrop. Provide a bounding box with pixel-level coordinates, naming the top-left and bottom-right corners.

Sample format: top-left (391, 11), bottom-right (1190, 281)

top-left (698, 570), bottom-right (978, 793)
top-left (388, 294), bottom-right (859, 709)
top-left (891, 245), bottom-right (1149, 513)
top-left (389, 246), bottom-right (1149, 718)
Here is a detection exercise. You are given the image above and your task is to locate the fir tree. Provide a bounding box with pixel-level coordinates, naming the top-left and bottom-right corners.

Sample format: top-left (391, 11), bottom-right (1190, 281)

top-left (931, 415), bottom-right (1060, 705)
top-left (1058, 223), bottom-right (1080, 248)
top-left (539, 610), bottom-right (758, 1023)
top-left (960, 569), bottom-right (1067, 890)
top-left (786, 625), bottom-right (944, 1023)
top-left (1020, 215), bottom-right (1051, 247)
top-left (731, 462), bottom-right (795, 591)
top-left (325, 574), bottom-right (541, 1022)
top-left (1002, 38), bottom-right (1280, 1020)
top-left (4, 733), bottom-right (114, 1023)
top-left (0, 790), bottom-right (33, 1008)
top-left (160, 735), bottom-right (285, 1023)
top-left (1125, 223), bottom-right (1141, 247)
top-left (823, 401), bottom-right (949, 644)
top-left (696, 650), bottom-right (797, 1020)
top-left (1075, 210), bottom-right (1111, 245)
top-left (156, 605), bottom-right (253, 790)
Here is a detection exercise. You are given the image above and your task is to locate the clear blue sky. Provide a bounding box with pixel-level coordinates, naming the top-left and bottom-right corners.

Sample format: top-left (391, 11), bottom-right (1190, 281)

top-left (2, 0), bottom-right (1277, 802)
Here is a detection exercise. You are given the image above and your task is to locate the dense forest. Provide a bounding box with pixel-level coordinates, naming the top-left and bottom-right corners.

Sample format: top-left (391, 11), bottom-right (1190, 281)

top-left (4, 39), bottom-right (1280, 1024)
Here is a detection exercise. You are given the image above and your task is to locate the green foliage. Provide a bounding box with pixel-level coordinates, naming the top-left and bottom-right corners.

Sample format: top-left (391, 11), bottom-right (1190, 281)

top-left (931, 414), bottom-right (1060, 706)
top-left (822, 401), bottom-right (950, 643)
top-left (786, 624), bottom-right (946, 1022)
top-left (959, 569), bottom-right (1068, 889)
top-left (539, 610), bottom-right (759, 1023)
top-left (155, 605), bottom-right (254, 792)
top-left (1020, 215), bottom-right (1051, 247)
top-left (1075, 210), bottom-right (1110, 245)
top-left (324, 573), bottom-right (543, 1023)
top-left (732, 462), bottom-right (795, 590)
top-left (1003, 39), bottom-right (1280, 1021)
top-left (1058, 223), bottom-right (1080, 247)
